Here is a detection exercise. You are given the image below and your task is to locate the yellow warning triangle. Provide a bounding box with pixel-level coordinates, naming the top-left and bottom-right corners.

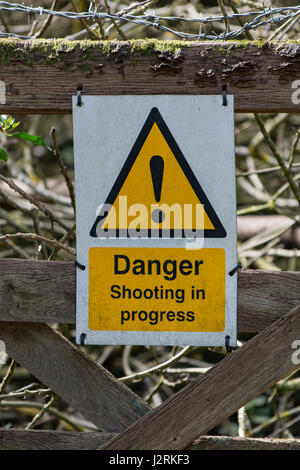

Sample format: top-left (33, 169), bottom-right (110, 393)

top-left (90, 107), bottom-right (226, 238)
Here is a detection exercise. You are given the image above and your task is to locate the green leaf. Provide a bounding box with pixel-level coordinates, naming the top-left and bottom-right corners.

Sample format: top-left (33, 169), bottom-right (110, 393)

top-left (0, 147), bottom-right (8, 161)
top-left (14, 132), bottom-right (47, 147)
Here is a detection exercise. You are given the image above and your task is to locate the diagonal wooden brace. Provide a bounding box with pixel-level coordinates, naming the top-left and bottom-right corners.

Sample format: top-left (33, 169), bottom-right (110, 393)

top-left (102, 304), bottom-right (300, 449)
top-left (0, 323), bottom-right (150, 432)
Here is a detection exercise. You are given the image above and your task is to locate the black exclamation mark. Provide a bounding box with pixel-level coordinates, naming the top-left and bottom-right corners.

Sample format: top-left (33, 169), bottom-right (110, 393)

top-left (150, 155), bottom-right (165, 223)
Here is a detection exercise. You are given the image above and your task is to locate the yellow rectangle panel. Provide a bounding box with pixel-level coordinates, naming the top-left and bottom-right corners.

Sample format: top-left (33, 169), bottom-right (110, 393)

top-left (89, 247), bottom-right (225, 332)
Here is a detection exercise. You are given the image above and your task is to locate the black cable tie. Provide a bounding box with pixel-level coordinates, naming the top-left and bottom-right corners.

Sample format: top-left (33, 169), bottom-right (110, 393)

top-left (77, 85), bottom-right (83, 107)
top-left (75, 260), bottom-right (86, 270)
top-left (225, 335), bottom-right (232, 353)
top-left (229, 263), bottom-right (242, 276)
top-left (222, 85), bottom-right (228, 106)
top-left (80, 333), bottom-right (86, 346)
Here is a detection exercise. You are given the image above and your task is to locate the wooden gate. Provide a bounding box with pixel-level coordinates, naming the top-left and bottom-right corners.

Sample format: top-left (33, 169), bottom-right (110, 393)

top-left (0, 39), bottom-right (300, 450)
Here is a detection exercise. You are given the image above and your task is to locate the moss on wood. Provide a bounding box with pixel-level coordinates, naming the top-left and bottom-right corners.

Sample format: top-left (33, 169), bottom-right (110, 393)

top-left (0, 38), bottom-right (298, 66)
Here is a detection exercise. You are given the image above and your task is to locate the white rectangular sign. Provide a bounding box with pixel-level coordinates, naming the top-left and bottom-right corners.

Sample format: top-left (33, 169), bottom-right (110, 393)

top-left (73, 95), bottom-right (237, 347)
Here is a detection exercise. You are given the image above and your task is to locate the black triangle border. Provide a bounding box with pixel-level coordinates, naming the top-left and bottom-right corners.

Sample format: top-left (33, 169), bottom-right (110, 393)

top-left (90, 107), bottom-right (226, 238)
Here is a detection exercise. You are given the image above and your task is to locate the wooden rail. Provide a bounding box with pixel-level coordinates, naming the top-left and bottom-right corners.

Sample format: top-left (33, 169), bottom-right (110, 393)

top-left (0, 430), bottom-right (117, 450)
top-left (0, 39), bottom-right (299, 113)
top-left (0, 259), bottom-right (299, 333)
top-left (192, 436), bottom-right (300, 450)
top-left (1, 430), bottom-right (300, 450)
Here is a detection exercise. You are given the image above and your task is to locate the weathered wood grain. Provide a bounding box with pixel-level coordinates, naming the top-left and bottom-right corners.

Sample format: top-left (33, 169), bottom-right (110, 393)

top-left (0, 323), bottom-right (150, 432)
top-left (1, 259), bottom-right (299, 333)
top-left (0, 259), bottom-right (75, 323)
top-left (237, 269), bottom-right (300, 332)
top-left (0, 40), bottom-right (299, 113)
top-left (192, 436), bottom-right (300, 450)
top-left (1, 430), bottom-right (300, 450)
top-left (102, 305), bottom-right (300, 449)
top-left (0, 429), bottom-right (117, 450)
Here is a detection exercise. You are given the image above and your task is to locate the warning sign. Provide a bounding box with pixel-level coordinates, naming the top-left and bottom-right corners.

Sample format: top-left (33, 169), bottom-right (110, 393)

top-left (73, 95), bottom-right (237, 346)
top-left (90, 107), bottom-right (226, 239)
top-left (89, 247), bottom-right (225, 332)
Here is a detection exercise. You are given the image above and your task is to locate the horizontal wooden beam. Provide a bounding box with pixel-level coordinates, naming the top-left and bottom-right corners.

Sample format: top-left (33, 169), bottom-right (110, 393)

top-left (102, 304), bottom-right (300, 449)
top-left (0, 260), bottom-right (75, 323)
top-left (192, 436), bottom-right (300, 450)
top-left (1, 430), bottom-right (300, 450)
top-left (0, 39), bottom-right (299, 113)
top-left (0, 259), bottom-right (299, 333)
top-left (0, 323), bottom-right (150, 432)
top-left (237, 269), bottom-right (300, 332)
top-left (0, 429), bottom-right (117, 450)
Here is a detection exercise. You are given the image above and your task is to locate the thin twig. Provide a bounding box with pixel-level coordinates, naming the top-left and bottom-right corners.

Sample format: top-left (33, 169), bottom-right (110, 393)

top-left (269, 414), bottom-right (300, 438)
top-left (48, 223), bottom-right (76, 260)
top-left (0, 232), bottom-right (75, 256)
top-left (254, 114), bottom-right (300, 205)
top-left (0, 206), bottom-right (27, 232)
top-left (0, 10), bottom-right (9, 32)
top-left (227, 0), bottom-right (253, 40)
top-left (120, 346), bottom-right (193, 383)
top-left (50, 127), bottom-right (75, 213)
top-left (103, 0), bottom-right (128, 40)
top-left (238, 407), bottom-right (247, 437)
top-left (0, 174), bottom-right (75, 237)
top-left (0, 229), bottom-right (30, 258)
top-left (237, 162), bottom-right (300, 178)
top-left (217, 0), bottom-right (230, 32)
top-left (165, 367), bottom-right (210, 374)
top-left (9, 164), bottom-right (71, 206)
top-left (105, 0), bottom-right (159, 37)
top-left (26, 394), bottom-right (56, 429)
top-left (241, 248), bottom-right (300, 258)
top-left (69, 0), bottom-right (100, 39)
top-left (275, 378), bottom-right (300, 393)
top-left (289, 130), bottom-right (300, 171)
top-left (239, 236), bottom-right (281, 268)
top-left (34, 0), bottom-right (59, 38)
top-left (0, 359), bottom-right (16, 394)
top-left (269, 9), bottom-right (300, 41)
top-left (0, 400), bottom-right (83, 431)
top-left (0, 388), bottom-right (52, 401)
top-left (31, 208), bottom-right (48, 259)
top-left (250, 114), bottom-right (288, 156)
top-left (95, 1), bottom-right (106, 39)
top-left (248, 405), bottom-right (300, 437)
top-left (145, 375), bottom-right (164, 403)
top-left (0, 186), bottom-right (32, 215)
